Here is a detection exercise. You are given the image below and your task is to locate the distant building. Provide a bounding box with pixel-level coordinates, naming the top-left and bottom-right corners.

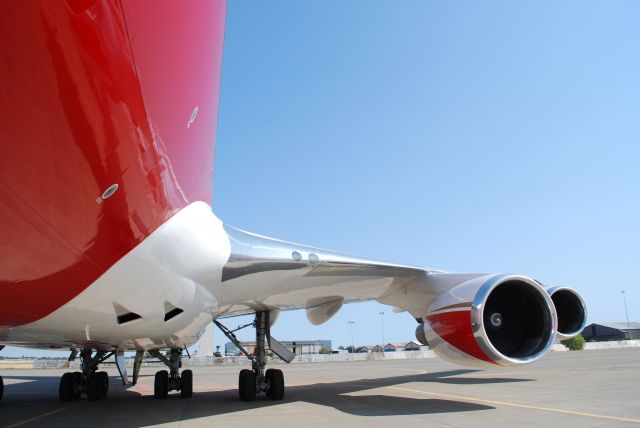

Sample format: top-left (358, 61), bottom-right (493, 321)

top-left (225, 340), bottom-right (331, 356)
top-left (581, 322), bottom-right (640, 341)
top-left (224, 342), bottom-right (240, 356)
top-left (404, 341), bottom-right (421, 351)
top-left (356, 345), bottom-right (384, 353)
top-left (356, 342), bottom-right (422, 353)
top-left (383, 343), bottom-right (398, 352)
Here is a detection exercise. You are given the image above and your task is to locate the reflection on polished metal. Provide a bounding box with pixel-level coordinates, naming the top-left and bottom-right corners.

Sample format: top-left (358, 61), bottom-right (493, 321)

top-left (221, 225), bottom-right (424, 282)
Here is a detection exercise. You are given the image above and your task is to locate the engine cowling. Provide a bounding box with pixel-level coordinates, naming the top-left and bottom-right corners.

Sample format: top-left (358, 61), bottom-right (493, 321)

top-left (546, 286), bottom-right (587, 340)
top-left (415, 323), bottom-right (428, 346)
top-left (422, 274), bottom-right (557, 367)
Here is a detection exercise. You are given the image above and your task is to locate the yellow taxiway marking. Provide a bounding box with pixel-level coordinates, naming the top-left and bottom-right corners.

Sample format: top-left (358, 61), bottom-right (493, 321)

top-left (384, 368), bottom-right (428, 375)
top-left (5, 403), bottom-right (79, 428)
top-left (387, 385), bottom-right (640, 425)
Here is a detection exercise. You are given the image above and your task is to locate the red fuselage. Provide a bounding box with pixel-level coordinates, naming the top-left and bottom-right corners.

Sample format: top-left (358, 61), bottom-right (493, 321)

top-left (0, 0), bottom-right (226, 327)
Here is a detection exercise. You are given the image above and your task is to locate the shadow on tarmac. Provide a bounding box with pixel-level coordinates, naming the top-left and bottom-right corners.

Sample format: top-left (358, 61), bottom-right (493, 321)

top-left (0, 369), bottom-right (534, 426)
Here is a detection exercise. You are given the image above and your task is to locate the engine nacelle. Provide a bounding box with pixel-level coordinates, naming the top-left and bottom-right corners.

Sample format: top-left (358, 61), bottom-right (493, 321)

top-left (415, 323), bottom-right (428, 346)
top-left (546, 286), bottom-right (587, 340)
top-left (422, 274), bottom-right (557, 367)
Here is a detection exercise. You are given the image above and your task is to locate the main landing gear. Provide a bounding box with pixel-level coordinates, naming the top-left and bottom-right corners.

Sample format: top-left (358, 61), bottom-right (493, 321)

top-left (59, 349), bottom-right (111, 401)
top-left (215, 311), bottom-right (294, 401)
top-left (148, 348), bottom-right (192, 399)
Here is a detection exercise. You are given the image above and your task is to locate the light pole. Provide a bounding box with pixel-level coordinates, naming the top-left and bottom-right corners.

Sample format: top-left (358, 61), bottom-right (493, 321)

top-left (621, 290), bottom-right (631, 339)
top-left (348, 321), bottom-right (355, 353)
top-left (379, 311), bottom-right (385, 351)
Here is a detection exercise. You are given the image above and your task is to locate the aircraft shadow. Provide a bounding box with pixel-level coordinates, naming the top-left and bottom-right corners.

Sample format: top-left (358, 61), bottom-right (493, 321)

top-left (0, 369), bottom-right (534, 426)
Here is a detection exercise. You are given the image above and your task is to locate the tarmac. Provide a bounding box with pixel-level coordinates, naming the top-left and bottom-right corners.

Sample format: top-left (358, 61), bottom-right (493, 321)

top-left (0, 348), bottom-right (638, 428)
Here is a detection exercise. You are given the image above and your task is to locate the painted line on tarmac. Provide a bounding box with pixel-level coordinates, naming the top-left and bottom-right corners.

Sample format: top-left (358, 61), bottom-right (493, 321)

top-left (387, 386), bottom-right (640, 425)
top-left (383, 368), bottom-right (428, 375)
top-left (4, 403), bottom-right (79, 428)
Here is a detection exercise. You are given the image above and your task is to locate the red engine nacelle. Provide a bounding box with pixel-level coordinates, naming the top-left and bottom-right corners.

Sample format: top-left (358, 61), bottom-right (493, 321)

top-left (421, 274), bottom-right (558, 367)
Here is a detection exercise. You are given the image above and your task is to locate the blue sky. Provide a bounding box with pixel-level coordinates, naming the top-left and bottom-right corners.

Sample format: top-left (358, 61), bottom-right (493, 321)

top-left (4, 1), bottom-right (638, 357)
top-left (212, 0), bottom-right (640, 347)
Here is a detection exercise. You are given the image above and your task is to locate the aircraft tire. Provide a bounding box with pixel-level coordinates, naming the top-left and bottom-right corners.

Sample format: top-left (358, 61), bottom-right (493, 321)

top-left (86, 372), bottom-right (102, 401)
top-left (266, 368), bottom-right (284, 400)
top-left (154, 370), bottom-right (169, 399)
top-left (98, 371), bottom-right (109, 398)
top-left (59, 372), bottom-right (74, 402)
top-left (71, 372), bottom-right (83, 399)
top-left (180, 369), bottom-right (193, 398)
top-left (238, 369), bottom-right (256, 402)
top-left (265, 368), bottom-right (274, 397)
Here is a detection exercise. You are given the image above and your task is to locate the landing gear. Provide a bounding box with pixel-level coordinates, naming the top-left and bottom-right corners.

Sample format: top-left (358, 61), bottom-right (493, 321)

top-left (181, 369), bottom-right (193, 398)
top-left (58, 349), bottom-right (112, 401)
top-left (238, 369), bottom-right (256, 401)
top-left (149, 348), bottom-right (192, 399)
top-left (215, 311), bottom-right (292, 401)
top-left (99, 371), bottom-right (109, 398)
top-left (59, 372), bottom-right (74, 402)
top-left (72, 372), bottom-right (83, 399)
top-left (266, 368), bottom-right (284, 400)
top-left (153, 370), bottom-right (169, 399)
top-left (86, 372), bottom-right (102, 401)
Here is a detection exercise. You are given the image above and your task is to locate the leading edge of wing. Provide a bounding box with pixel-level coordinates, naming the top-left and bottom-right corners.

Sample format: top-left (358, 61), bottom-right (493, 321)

top-left (218, 225), bottom-right (455, 319)
top-left (222, 224), bottom-right (438, 283)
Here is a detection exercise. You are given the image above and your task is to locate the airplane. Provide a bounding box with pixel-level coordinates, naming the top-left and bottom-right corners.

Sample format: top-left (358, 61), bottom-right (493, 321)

top-left (0, 0), bottom-right (586, 404)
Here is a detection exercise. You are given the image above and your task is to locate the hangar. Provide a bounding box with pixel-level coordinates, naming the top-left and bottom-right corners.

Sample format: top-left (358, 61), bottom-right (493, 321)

top-left (582, 322), bottom-right (640, 341)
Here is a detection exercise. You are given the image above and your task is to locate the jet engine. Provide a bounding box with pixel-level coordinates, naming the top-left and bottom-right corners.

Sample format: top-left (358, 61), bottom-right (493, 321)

top-left (421, 274), bottom-right (557, 367)
top-left (546, 286), bottom-right (587, 340)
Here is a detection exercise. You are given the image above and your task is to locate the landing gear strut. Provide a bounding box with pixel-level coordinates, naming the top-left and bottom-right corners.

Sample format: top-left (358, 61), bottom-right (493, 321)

top-left (59, 349), bottom-right (110, 401)
top-left (149, 348), bottom-right (192, 399)
top-left (215, 311), bottom-right (291, 401)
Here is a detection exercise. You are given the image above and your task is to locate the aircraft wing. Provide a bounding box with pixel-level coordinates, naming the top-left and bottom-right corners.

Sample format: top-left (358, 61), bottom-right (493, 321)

top-left (218, 224), bottom-right (479, 323)
top-left (217, 224), bottom-right (586, 369)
